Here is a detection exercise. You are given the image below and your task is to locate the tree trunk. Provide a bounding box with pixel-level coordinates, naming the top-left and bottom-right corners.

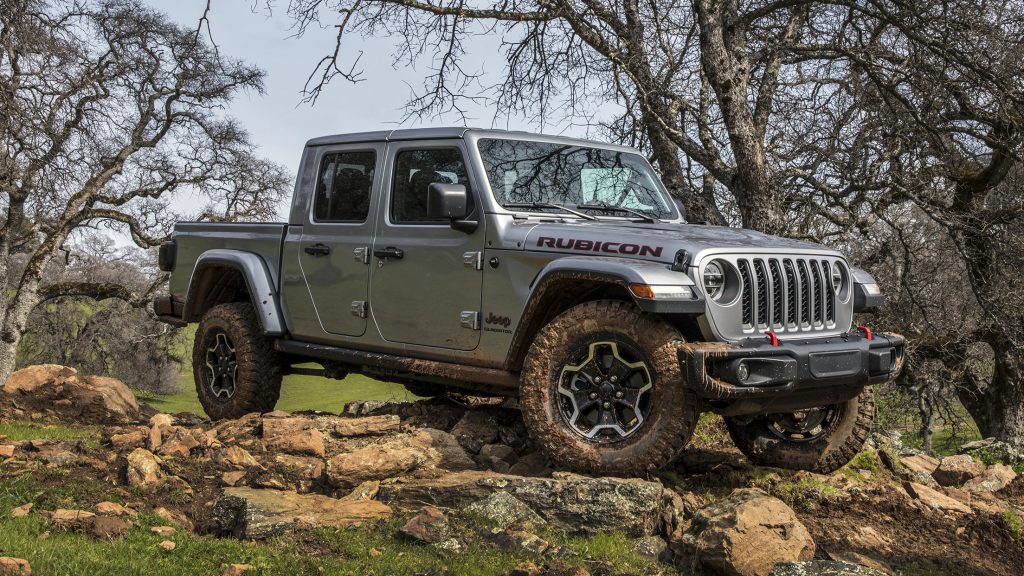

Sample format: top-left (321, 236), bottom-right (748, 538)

top-left (644, 120), bottom-right (726, 225)
top-left (0, 337), bottom-right (17, 386)
top-left (959, 340), bottom-right (1024, 448)
top-left (693, 0), bottom-right (786, 235)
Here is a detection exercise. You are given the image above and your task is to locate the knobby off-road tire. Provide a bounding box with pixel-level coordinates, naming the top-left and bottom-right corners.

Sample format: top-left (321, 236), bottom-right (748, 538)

top-left (193, 302), bottom-right (282, 420)
top-left (520, 300), bottom-right (699, 476)
top-left (725, 387), bottom-right (875, 473)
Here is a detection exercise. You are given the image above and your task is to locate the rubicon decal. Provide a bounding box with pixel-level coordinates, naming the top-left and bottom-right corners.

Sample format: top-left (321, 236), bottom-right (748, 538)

top-left (537, 236), bottom-right (663, 257)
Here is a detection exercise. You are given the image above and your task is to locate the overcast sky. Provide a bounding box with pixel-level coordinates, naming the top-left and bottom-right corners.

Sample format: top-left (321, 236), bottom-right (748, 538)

top-left (148, 1), bottom-right (565, 177)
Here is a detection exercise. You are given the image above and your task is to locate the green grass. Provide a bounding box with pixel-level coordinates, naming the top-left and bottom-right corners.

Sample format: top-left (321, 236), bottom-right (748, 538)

top-left (1005, 510), bottom-right (1024, 541)
top-left (138, 371), bottom-right (420, 416)
top-left (0, 421), bottom-right (97, 442)
top-left (901, 425), bottom-right (982, 457)
top-left (138, 325), bottom-right (425, 415)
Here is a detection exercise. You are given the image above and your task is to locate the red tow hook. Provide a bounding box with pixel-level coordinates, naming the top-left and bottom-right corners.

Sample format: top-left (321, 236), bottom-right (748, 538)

top-left (856, 325), bottom-right (874, 340)
top-left (764, 330), bottom-right (780, 347)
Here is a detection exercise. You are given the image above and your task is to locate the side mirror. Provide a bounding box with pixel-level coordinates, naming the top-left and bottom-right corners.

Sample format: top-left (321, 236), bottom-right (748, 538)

top-left (427, 182), bottom-right (469, 220)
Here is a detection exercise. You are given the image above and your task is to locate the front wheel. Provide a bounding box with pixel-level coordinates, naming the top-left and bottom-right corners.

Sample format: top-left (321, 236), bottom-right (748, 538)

top-left (193, 302), bottom-right (282, 420)
top-left (724, 387), bottom-right (875, 473)
top-left (519, 300), bottom-right (699, 476)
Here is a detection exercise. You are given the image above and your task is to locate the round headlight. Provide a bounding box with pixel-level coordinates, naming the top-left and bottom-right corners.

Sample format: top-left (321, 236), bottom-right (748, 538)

top-left (831, 263), bottom-right (843, 293)
top-left (704, 261), bottom-right (726, 299)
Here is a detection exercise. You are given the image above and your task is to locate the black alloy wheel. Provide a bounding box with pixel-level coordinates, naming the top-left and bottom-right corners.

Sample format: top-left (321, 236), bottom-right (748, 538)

top-left (556, 340), bottom-right (653, 443)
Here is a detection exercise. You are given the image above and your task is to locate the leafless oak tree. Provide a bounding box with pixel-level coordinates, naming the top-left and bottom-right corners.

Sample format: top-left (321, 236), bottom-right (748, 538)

top-left (0, 0), bottom-right (290, 383)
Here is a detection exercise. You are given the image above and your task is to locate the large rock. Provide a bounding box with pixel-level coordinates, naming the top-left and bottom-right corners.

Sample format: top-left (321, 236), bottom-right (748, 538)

top-left (2, 365), bottom-right (138, 423)
top-left (932, 455), bottom-right (985, 486)
top-left (267, 429), bottom-right (325, 458)
top-left (378, 470), bottom-right (664, 536)
top-left (959, 438), bottom-right (1024, 465)
top-left (212, 487), bottom-right (392, 539)
top-left (261, 416), bottom-right (315, 438)
top-left (464, 491), bottom-right (545, 529)
top-left (900, 454), bottom-right (939, 476)
top-left (326, 429), bottom-right (473, 487)
top-left (51, 508), bottom-right (96, 530)
top-left (678, 488), bottom-right (815, 576)
top-left (963, 464), bottom-right (1017, 493)
top-left (770, 561), bottom-right (888, 576)
top-left (904, 482), bottom-right (972, 514)
top-left (334, 415), bottom-right (401, 437)
top-left (399, 506), bottom-right (449, 543)
top-left (125, 448), bottom-right (163, 487)
top-left (2, 364), bottom-right (76, 393)
top-left (0, 557), bottom-right (31, 575)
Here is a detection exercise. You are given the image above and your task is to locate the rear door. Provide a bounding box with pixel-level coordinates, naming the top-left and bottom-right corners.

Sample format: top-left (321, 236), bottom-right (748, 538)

top-left (297, 143), bottom-right (383, 336)
top-left (369, 140), bottom-right (484, 350)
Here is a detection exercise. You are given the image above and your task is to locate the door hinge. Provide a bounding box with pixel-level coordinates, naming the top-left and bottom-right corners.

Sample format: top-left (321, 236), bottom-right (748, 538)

top-left (353, 247), bottom-right (369, 265)
top-left (462, 251), bottom-right (483, 271)
top-left (351, 301), bottom-right (368, 318)
top-left (460, 311), bottom-right (481, 330)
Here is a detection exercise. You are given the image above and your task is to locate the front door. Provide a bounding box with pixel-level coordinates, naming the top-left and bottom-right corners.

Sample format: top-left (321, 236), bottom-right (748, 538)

top-left (298, 143), bottom-right (383, 336)
top-left (369, 140), bottom-right (484, 350)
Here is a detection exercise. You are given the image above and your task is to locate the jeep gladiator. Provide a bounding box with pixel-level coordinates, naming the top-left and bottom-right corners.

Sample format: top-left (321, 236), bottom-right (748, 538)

top-left (155, 127), bottom-right (904, 474)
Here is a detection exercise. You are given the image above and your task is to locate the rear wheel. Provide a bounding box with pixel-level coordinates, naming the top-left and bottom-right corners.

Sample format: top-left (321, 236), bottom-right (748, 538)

top-left (193, 302), bottom-right (282, 420)
top-left (724, 387), bottom-right (874, 473)
top-left (519, 300), bottom-right (699, 475)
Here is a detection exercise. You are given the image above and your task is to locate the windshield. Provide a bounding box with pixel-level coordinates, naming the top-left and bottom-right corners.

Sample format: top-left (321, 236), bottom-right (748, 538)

top-left (477, 139), bottom-right (677, 219)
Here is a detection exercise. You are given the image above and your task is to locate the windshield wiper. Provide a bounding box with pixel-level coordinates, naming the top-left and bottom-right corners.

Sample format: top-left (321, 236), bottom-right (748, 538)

top-left (576, 201), bottom-right (659, 223)
top-left (504, 202), bottom-right (598, 221)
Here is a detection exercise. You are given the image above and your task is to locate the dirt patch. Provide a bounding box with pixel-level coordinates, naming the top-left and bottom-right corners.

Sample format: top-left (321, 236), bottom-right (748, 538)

top-left (800, 485), bottom-right (1023, 576)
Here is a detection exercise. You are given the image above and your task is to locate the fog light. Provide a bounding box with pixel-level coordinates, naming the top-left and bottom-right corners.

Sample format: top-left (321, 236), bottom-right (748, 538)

top-left (736, 362), bottom-right (750, 382)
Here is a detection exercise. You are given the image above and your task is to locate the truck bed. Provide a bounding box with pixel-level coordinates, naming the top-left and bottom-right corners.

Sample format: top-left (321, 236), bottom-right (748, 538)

top-left (166, 222), bottom-right (288, 302)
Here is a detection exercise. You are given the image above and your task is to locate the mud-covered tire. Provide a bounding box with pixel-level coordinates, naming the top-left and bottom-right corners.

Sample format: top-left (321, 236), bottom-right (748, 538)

top-left (519, 300), bottom-right (699, 476)
top-left (192, 302), bottom-right (282, 420)
top-left (725, 387), bottom-right (875, 473)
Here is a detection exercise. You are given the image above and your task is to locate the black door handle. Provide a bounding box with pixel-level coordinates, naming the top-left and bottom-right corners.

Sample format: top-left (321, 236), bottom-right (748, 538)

top-left (373, 246), bottom-right (404, 260)
top-left (304, 243), bottom-right (331, 256)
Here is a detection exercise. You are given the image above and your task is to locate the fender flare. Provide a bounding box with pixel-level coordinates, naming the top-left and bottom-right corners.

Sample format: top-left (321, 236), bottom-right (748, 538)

top-left (504, 256), bottom-right (704, 369)
top-left (183, 249), bottom-right (286, 336)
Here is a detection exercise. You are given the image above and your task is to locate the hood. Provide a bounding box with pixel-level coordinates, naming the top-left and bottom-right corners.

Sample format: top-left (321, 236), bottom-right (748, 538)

top-left (517, 221), bottom-right (841, 264)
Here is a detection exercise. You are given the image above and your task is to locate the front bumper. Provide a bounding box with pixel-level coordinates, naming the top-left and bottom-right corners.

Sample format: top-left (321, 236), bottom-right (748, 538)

top-left (680, 331), bottom-right (904, 416)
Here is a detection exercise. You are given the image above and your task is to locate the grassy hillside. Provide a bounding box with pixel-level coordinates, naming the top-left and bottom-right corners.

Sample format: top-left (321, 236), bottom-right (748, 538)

top-left (141, 328), bottom-right (421, 416)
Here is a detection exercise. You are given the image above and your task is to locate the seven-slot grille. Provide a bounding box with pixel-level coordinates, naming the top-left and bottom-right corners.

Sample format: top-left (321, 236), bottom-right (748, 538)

top-left (735, 257), bottom-right (837, 331)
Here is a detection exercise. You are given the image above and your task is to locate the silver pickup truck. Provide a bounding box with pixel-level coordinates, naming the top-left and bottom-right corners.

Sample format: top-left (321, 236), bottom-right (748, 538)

top-left (155, 127), bottom-right (904, 475)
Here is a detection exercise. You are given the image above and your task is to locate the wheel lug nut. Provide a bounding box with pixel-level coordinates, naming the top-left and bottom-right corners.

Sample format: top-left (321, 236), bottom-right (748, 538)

top-left (594, 376), bottom-right (602, 383)
top-left (610, 376), bottom-right (618, 383)
top-left (589, 392), bottom-right (598, 400)
top-left (602, 401), bottom-right (612, 409)
top-left (615, 391), bottom-right (624, 399)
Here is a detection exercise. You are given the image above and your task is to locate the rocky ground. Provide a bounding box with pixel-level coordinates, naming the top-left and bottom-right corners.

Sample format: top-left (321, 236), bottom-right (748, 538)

top-left (0, 364), bottom-right (1023, 576)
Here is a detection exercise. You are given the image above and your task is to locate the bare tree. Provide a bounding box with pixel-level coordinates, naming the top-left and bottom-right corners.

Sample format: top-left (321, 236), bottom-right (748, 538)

top-left (279, 0), bottom-right (819, 231)
top-left (0, 0), bottom-right (290, 383)
top-left (788, 1), bottom-right (1024, 445)
top-left (19, 234), bottom-right (184, 393)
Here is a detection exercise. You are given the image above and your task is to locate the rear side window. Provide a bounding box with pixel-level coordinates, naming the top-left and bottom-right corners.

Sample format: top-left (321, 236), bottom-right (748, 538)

top-left (390, 148), bottom-right (472, 223)
top-left (313, 150), bottom-right (376, 222)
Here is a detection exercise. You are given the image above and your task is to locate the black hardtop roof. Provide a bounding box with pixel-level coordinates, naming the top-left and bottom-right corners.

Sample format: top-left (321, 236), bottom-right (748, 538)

top-left (303, 127), bottom-right (636, 153)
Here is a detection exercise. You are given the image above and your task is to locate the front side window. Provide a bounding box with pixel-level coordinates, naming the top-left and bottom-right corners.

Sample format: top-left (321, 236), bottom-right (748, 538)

top-left (312, 150), bottom-right (376, 222)
top-left (390, 148), bottom-right (472, 223)
top-left (477, 138), bottom-right (675, 219)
